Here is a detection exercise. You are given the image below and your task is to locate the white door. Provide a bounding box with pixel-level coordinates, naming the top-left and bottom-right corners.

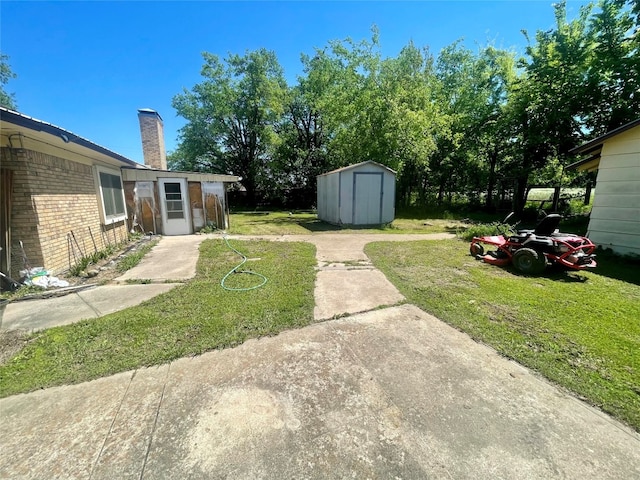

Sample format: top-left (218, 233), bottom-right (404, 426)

top-left (159, 178), bottom-right (191, 235)
top-left (353, 172), bottom-right (383, 225)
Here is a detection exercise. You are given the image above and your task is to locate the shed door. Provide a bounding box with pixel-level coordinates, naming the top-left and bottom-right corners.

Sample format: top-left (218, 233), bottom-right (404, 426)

top-left (159, 178), bottom-right (191, 235)
top-left (353, 172), bottom-right (383, 225)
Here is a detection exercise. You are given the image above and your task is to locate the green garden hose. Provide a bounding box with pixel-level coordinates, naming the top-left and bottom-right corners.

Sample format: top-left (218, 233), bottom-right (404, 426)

top-left (220, 235), bottom-right (268, 291)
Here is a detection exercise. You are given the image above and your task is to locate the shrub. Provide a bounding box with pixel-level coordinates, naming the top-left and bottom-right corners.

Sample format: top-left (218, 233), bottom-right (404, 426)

top-left (458, 221), bottom-right (514, 242)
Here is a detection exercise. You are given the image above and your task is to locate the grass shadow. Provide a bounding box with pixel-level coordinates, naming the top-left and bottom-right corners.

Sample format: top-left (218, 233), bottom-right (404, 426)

top-left (241, 215), bottom-right (343, 232)
top-left (590, 253), bottom-right (640, 286)
top-left (242, 213), bottom-right (399, 233)
top-left (503, 258), bottom-right (636, 285)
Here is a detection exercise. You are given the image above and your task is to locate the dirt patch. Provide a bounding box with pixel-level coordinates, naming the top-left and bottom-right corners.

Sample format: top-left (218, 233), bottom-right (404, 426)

top-left (0, 329), bottom-right (31, 365)
top-left (63, 234), bottom-right (160, 287)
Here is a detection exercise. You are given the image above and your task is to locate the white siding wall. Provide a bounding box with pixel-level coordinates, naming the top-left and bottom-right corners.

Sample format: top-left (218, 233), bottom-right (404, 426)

top-left (316, 174), bottom-right (327, 220)
top-left (339, 169), bottom-right (354, 224)
top-left (317, 171), bottom-right (341, 224)
top-left (588, 126), bottom-right (640, 256)
top-left (381, 170), bottom-right (396, 223)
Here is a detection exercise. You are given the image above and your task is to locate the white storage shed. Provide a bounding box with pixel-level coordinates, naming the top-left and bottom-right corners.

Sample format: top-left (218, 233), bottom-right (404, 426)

top-left (317, 161), bottom-right (396, 225)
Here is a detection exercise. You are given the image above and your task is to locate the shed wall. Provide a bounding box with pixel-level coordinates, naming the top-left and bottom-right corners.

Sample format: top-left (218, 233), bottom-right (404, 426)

top-left (381, 170), bottom-right (396, 223)
top-left (317, 172), bottom-right (341, 224)
top-left (317, 162), bottom-right (396, 225)
top-left (588, 126), bottom-right (640, 256)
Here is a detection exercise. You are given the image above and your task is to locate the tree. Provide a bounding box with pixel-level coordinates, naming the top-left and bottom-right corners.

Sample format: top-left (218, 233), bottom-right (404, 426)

top-left (0, 53), bottom-right (17, 110)
top-left (505, 1), bottom-right (594, 213)
top-left (431, 42), bottom-right (516, 209)
top-left (376, 42), bottom-right (444, 206)
top-left (584, 0), bottom-right (640, 134)
top-left (172, 49), bottom-right (287, 205)
top-left (296, 31), bottom-right (444, 206)
top-left (269, 85), bottom-right (329, 207)
top-left (503, 0), bottom-right (638, 214)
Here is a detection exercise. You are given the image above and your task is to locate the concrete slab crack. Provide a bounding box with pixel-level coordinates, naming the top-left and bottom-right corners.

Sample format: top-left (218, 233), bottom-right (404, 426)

top-left (89, 370), bottom-right (136, 480)
top-left (139, 363), bottom-right (171, 480)
top-left (75, 291), bottom-right (103, 318)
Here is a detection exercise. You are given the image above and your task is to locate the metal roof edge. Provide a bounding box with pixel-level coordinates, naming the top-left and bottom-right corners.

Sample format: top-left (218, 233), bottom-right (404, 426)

top-left (566, 153), bottom-right (601, 171)
top-left (569, 118), bottom-right (640, 155)
top-left (0, 106), bottom-right (142, 168)
top-left (317, 160), bottom-right (397, 177)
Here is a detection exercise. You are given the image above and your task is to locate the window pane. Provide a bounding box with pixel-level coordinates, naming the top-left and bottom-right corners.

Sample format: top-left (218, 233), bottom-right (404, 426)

top-left (104, 188), bottom-right (115, 216)
top-left (164, 183), bottom-right (181, 194)
top-left (113, 187), bottom-right (125, 214)
top-left (167, 211), bottom-right (184, 219)
top-left (166, 201), bottom-right (184, 212)
top-left (99, 171), bottom-right (125, 218)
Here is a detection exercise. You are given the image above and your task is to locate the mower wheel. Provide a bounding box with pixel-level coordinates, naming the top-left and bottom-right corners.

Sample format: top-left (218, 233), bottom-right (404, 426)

top-left (512, 248), bottom-right (546, 275)
top-left (470, 242), bottom-right (484, 257)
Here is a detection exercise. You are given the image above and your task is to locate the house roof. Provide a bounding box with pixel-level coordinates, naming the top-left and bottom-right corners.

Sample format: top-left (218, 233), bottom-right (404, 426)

top-left (317, 160), bottom-right (397, 177)
top-left (567, 118), bottom-right (640, 171)
top-left (0, 107), bottom-right (143, 169)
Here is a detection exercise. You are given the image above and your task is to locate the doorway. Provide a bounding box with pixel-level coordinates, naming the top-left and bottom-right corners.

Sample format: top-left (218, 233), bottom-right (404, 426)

top-left (159, 178), bottom-right (191, 235)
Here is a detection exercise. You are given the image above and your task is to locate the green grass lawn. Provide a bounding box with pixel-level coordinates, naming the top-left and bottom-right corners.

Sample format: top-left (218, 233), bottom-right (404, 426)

top-left (366, 239), bottom-right (640, 431)
top-left (0, 239), bottom-right (316, 397)
top-left (228, 210), bottom-right (463, 235)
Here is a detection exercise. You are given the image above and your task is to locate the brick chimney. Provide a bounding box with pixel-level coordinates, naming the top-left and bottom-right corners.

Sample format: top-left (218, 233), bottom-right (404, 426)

top-left (137, 108), bottom-right (167, 170)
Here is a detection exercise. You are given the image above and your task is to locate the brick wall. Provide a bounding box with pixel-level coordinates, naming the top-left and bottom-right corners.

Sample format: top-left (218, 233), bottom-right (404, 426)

top-left (1, 147), bottom-right (128, 277)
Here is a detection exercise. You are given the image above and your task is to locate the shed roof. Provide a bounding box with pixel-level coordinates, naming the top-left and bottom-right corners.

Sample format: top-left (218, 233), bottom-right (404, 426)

top-left (567, 118), bottom-right (640, 171)
top-left (0, 107), bottom-right (144, 168)
top-left (317, 160), bottom-right (396, 177)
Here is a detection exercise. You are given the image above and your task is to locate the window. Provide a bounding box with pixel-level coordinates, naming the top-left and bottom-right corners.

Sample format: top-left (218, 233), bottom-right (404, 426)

top-left (163, 182), bottom-right (185, 219)
top-left (97, 168), bottom-right (126, 222)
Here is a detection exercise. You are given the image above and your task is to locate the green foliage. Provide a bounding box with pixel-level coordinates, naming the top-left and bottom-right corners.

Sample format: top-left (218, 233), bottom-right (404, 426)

top-left (0, 52), bottom-right (17, 109)
top-left (0, 240), bottom-right (316, 396)
top-left (68, 236), bottom-right (151, 276)
top-left (584, 0), bottom-right (640, 133)
top-left (172, 49), bottom-right (288, 203)
top-left (458, 220), bottom-right (514, 241)
top-left (115, 239), bottom-right (159, 273)
top-left (172, 1), bottom-right (638, 211)
top-left (68, 243), bottom-right (119, 276)
top-left (0, 285), bottom-right (45, 301)
top-left (367, 239), bottom-right (640, 431)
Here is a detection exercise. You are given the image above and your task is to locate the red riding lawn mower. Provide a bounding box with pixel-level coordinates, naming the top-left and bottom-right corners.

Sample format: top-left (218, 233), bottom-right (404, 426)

top-left (469, 213), bottom-right (597, 275)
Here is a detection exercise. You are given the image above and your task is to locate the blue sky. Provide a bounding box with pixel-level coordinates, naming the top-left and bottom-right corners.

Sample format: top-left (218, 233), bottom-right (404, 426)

top-left (1, 1), bottom-right (592, 164)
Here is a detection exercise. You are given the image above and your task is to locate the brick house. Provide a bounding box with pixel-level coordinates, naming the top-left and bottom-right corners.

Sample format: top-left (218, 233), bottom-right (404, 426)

top-left (1, 107), bottom-right (237, 282)
top-left (124, 109), bottom-right (238, 237)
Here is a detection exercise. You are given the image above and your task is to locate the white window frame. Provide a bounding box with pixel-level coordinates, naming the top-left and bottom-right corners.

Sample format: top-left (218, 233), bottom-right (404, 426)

top-left (95, 166), bottom-right (127, 224)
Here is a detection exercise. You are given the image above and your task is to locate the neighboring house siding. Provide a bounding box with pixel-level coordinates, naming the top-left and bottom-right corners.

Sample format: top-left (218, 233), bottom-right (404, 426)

top-left (587, 127), bottom-right (640, 256)
top-left (1, 147), bottom-right (128, 277)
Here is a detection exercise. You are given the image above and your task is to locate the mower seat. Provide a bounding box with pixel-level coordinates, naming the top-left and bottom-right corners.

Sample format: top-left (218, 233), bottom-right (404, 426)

top-left (534, 214), bottom-right (562, 236)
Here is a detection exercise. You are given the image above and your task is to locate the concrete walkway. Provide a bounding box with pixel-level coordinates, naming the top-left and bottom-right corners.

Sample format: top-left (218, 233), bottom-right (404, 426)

top-left (1, 233), bottom-right (639, 479)
top-left (1, 235), bottom-right (205, 331)
top-left (232, 233), bottom-right (454, 320)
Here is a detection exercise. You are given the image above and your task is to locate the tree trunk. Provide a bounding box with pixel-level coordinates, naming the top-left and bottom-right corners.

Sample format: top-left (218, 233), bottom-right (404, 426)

top-left (512, 176), bottom-right (529, 215)
top-left (485, 147), bottom-right (498, 212)
top-left (584, 182), bottom-right (592, 205)
top-left (551, 186), bottom-right (561, 212)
